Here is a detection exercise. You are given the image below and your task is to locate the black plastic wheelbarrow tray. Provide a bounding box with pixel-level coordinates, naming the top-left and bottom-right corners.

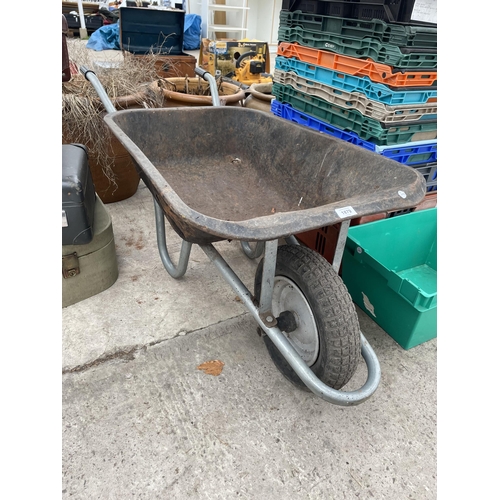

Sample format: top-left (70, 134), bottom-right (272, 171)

top-left (83, 66), bottom-right (426, 406)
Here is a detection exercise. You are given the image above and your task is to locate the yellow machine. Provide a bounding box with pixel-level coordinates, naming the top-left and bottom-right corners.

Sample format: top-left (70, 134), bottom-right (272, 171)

top-left (227, 51), bottom-right (273, 85)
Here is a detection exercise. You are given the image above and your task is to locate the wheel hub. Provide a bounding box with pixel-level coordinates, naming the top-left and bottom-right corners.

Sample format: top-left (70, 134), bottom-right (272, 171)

top-left (272, 276), bottom-right (320, 366)
top-left (276, 310), bottom-right (298, 333)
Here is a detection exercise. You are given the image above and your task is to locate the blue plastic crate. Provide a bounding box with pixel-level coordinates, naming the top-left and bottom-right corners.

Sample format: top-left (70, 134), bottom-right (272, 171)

top-left (271, 99), bottom-right (376, 150)
top-left (273, 68), bottom-right (438, 124)
top-left (274, 56), bottom-right (438, 106)
top-left (381, 144), bottom-right (437, 166)
top-left (271, 100), bottom-right (437, 166)
top-left (414, 162), bottom-right (437, 192)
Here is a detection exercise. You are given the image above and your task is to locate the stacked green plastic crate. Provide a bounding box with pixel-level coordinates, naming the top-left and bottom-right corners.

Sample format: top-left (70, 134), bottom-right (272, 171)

top-left (271, 1), bottom-right (438, 349)
top-left (273, 0), bottom-right (438, 197)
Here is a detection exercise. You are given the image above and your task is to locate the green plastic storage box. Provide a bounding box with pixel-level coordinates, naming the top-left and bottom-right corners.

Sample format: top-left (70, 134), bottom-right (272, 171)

top-left (341, 208), bottom-right (437, 349)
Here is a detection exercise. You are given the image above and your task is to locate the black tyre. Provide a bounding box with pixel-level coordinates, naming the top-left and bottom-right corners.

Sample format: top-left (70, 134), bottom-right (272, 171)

top-left (254, 245), bottom-right (360, 391)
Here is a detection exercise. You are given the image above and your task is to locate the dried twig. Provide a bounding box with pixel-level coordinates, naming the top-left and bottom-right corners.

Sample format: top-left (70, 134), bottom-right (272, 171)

top-left (62, 39), bottom-right (165, 184)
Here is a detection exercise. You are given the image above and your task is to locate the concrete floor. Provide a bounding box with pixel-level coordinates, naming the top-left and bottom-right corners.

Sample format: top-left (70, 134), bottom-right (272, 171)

top-left (62, 42), bottom-right (437, 499)
top-left (62, 183), bottom-right (437, 500)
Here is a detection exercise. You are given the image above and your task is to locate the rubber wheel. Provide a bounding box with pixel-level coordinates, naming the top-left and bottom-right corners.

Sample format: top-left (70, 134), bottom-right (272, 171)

top-left (254, 245), bottom-right (361, 391)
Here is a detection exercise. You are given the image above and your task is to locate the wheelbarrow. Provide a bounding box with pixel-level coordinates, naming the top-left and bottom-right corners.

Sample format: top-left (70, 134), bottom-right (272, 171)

top-left (81, 66), bottom-right (426, 406)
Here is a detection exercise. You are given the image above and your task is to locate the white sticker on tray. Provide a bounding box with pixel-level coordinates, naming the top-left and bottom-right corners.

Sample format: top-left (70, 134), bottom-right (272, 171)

top-left (362, 292), bottom-right (376, 317)
top-left (335, 206), bottom-right (357, 218)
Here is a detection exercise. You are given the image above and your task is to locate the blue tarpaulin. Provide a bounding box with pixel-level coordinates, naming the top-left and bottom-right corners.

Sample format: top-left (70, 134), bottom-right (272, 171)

top-left (87, 22), bottom-right (121, 51)
top-left (86, 14), bottom-right (202, 51)
top-left (183, 14), bottom-right (201, 50)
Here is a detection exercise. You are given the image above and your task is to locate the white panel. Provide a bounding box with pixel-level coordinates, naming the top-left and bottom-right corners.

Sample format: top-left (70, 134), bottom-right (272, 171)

top-left (411, 0), bottom-right (437, 24)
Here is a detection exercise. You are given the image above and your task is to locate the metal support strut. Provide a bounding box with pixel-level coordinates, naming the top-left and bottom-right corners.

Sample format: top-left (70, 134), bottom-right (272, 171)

top-left (257, 239), bottom-right (278, 327)
top-left (200, 241), bottom-right (381, 406)
top-left (332, 220), bottom-right (350, 274)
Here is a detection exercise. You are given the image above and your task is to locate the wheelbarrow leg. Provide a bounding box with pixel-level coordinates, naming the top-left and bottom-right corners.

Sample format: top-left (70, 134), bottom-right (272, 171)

top-left (332, 220), bottom-right (351, 274)
top-left (284, 235), bottom-right (300, 246)
top-left (257, 240), bottom-right (278, 327)
top-left (241, 235), bottom-right (299, 260)
top-left (240, 241), bottom-right (265, 259)
top-left (154, 199), bottom-right (192, 279)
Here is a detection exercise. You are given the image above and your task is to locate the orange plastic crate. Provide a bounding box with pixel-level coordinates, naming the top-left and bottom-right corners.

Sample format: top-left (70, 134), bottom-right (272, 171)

top-left (295, 214), bottom-right (387, 264)
top-left (277, 42), bottom-right (437, 89)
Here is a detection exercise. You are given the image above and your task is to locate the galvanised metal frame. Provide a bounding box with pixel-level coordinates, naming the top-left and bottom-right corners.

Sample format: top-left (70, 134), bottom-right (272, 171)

top-left (83, 65), bottom-right (382, 406)
top-left (153, 203), bottom-right (381, 406)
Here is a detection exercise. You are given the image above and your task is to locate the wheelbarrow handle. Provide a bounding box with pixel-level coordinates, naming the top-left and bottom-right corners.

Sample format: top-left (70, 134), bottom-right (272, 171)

top-left (79, 65), bottom-right (117, 115)
top-left (195, 67), bottom-right (221, 107)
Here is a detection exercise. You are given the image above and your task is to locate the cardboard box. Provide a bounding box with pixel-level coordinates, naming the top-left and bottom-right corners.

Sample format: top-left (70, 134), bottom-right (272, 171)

top-left (198, 38), bottom-right (270, 77)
